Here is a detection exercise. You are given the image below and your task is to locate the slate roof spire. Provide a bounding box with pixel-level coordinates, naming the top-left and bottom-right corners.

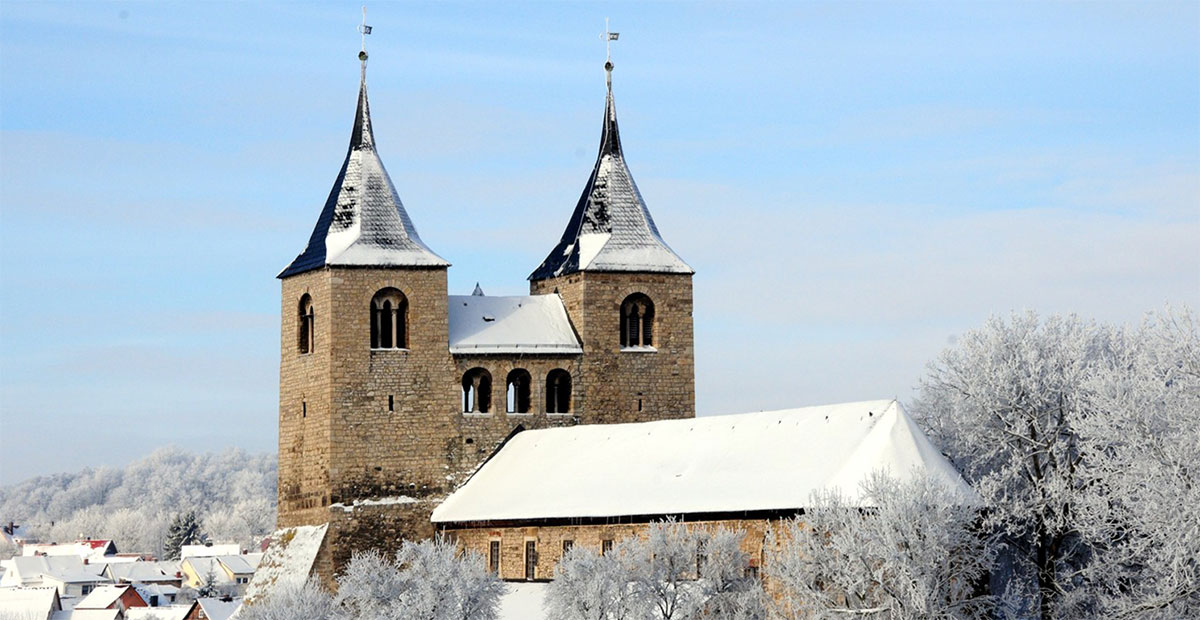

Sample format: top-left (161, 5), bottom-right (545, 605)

top-left (279, 44), bottom-right (448, 279)
top-left (529, 57), bottom-right (692, 281)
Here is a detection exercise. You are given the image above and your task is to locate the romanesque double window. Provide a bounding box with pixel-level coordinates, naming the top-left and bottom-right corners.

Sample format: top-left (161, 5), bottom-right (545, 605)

top-left (370, 288), bottom-right (408, 349)
top-left (462, 367), bottom-right (492, 413)
top-left (506, 369), bottom-right (532, 414)
top-left (620, 293), bottom-right (654, 348)
top-left (546, 369), bottom-right (571, 414)
top-left (298, 294), bottom-right (314, 354)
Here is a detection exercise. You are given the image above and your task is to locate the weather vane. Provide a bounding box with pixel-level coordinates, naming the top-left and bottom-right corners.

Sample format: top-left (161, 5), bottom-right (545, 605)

top-left (358, 6), bottom-right (372, 60)
top-left (602, 17), bottom-right (619, 68)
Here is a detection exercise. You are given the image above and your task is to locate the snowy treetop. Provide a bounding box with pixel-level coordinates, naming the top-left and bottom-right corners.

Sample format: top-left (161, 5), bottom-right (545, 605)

top-left (448, 294), bottom-right (582, 354)
top-left (433, 399), bottom-right (978, 523)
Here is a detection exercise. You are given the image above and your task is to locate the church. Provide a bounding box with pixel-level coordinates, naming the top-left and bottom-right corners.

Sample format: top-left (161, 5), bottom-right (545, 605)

top-left (261, 42), bottom-right (972, 590)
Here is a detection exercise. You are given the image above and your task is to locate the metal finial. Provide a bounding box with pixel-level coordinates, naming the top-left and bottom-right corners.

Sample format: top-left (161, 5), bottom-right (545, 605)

top-left (358, 6), bottom-right (372, 60)
top-left (602, 17), bottom-right (619, 70)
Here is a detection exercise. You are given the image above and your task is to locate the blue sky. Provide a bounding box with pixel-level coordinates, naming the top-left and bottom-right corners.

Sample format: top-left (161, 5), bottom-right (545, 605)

top-left (1, 1), bottom-right (1196, 484)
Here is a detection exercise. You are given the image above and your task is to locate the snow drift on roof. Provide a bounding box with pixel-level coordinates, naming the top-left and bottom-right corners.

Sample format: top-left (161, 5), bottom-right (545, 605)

top-left (448, 295), bottom-right (581, 355)
top-left (240, 524), bottom-right (327, 607)
top-left (432, 400), bottom-right (978, 523)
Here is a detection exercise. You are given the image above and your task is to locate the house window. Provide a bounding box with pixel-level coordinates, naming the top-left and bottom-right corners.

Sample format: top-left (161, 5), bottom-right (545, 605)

top-left (370, 288), bottom-right (408, 349)
top-left (489, 541), bottom-right (500, 574)
top-left (546, 369), bottom-right (571, 414)
top-left (601, 539), bottom-right (613, 555)
top-left (525, 541), bottom-right (538, 581)
top-left (620, 293), bottom-right (654, 348)
top-left (81, 584), bottom-right (94, 595)
top-left (506, 369), bottom-right (532, 413)
top-left (462, 368), bottom-right (493, 413)
top-left (298, 294), bottom-right (314, 354)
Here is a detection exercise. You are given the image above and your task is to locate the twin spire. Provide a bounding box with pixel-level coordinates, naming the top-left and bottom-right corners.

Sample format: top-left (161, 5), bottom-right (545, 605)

top-left (279, 23), bottom-right (691, 280)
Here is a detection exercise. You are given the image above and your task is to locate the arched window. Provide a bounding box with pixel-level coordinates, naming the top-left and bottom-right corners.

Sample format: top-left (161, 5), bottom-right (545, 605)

top-left (506, 369), bottom-right (532, 414)
top-left (546, 369), bottom-right (571, 414)
top-left (298, 294), bottom-right (314, 354)
top-left (462, 368), bottom-right (492, 413)
top-left (370, 288), bottom-right (408, 349)
top-left (620, 294), bottom-right (655, 348)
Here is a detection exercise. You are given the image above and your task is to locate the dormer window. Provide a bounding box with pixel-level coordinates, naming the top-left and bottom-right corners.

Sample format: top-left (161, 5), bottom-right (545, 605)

top-left (370, 288), bottom-right (408, 349)
top-left (620, 293), bottom-right (654, 349)
top-left (298, 294), bottom-right (314, 354)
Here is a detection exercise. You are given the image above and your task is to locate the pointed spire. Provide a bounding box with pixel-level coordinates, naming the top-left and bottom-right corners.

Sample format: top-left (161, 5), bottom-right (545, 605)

top-left (529, 50), bottom-right (691, 281)
top-left (472, 282), bottom-right (485, 296)
top-left (279, 28), bottom-right (447, 279)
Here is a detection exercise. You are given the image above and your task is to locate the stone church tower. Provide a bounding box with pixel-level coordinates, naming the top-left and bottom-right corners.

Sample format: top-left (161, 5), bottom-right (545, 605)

top-left (274, 47), bottom-right (694, 584)
top-left (529, 60), bottom-right (695, 424)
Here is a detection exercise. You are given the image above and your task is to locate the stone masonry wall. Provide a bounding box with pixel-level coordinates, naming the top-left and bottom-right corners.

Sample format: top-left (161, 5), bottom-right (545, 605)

top-left (531, 272), bottom-right (695, 424)
top-left (453, 354), bottom-right (583, 470)
top-left (442, 518), bottom-right (771, 583)
top-left (279, 270), bottom-right (334, 527)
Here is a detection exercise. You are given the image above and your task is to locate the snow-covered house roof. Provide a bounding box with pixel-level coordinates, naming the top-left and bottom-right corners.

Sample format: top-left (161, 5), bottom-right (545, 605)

top-left (529, 63), bottom-right (692, 280)
top-left (433, 400), bottom-right (977, 524)
top-left (1, 557), bottom-right (103, 588)
top-left (196, 597), bottom-right (241, 620)
top-left (181, 544), bottom-right (240, 559)
top-left (101, 561), bottom-right (178, 583)
top-left (23, 541), bottom-right (116, 561)
top-left (0, 586), bottom-right (61, 619)
top-left (126, 605), bottom-right (194, 620)
top-left (51, 610), bottom-right (120, 620)
top-left (448, 295), bottom-right (582, 354)
top-left (74, 584), bottom-right (143, 610)
top-left (278, 57), bottom-right (447, 279)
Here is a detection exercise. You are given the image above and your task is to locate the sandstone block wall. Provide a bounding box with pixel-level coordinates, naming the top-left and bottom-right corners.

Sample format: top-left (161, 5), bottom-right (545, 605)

top-left (531, 272), bottom-right (695, 424)
top-left (443, 518), bottom-right (770, 583)
top-left (278, 266), bottom-right (460, 529)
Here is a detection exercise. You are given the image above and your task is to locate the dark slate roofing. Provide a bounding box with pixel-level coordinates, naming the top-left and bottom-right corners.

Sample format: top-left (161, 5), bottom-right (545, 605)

top-left (528, 63), bottom-right (693, 281)
top-left (278, 59), bottom-right (448, 279)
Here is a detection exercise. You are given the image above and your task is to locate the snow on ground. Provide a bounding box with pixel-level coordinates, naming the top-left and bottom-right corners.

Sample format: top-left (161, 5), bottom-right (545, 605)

top-left (498, 582), bottom-right (548, 620)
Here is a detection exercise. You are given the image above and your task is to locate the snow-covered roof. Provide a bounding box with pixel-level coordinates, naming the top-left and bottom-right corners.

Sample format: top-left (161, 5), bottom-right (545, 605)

top-left (5, 557), bottom-right (105, 587)
top-left (241, 524), bottom-right (327, 607)
top-left (448, 295), bottom-right (582, 354)
top-left (181, 544), bottom-right (240, 559)
top-left (196, 598), bottom-right (241, 620)
top-left (278, 59), bottom-right (447, 279)
top-left (0, 586), bottom-right (60, 618)
top-left (23, 541), bottom-right (115, 561)
top-left (102, 561), bottom-right (177, 583)
top-left (433, 400), bottom-right (978, 523)
top-left (51, 610), bottom-right (119, 620)
top-left (74, 585), bottom-right (138, 610)
top-left (529, 64), bottom-right (692, 281)
top-left (126, 605), bottom-right (193, 620)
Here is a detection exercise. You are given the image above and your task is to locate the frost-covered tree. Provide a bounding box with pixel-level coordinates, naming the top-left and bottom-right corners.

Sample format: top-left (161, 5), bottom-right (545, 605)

top-left (0, 447), bottom-right (275, 558)
top-left (238, 577), bottom-right (335, 620)
top-left (547, 545), bottom-right (634, 620)
top-left (547, 522), bottom-right (766, 620)
top-left (913, 312), bottom-right (1116, 618)
top-left (1073, 309), bottom-right (1200, 618)
top-left (695, 528), bottom-right (767, 620)
top-left (767, 473), bottom-right (993, 620)
top-left (334, 537), bottom-right (505, 620)
top-left (163, 510), bottom-right (206, 560)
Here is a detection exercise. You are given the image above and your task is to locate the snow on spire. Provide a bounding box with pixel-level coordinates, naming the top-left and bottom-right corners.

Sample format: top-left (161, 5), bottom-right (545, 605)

top-left (279, 21), bottom-right (447, 279)
top-left (529, 36), bottom-right (692, 281)
top-left (472, 282), bottom-right (485, 296)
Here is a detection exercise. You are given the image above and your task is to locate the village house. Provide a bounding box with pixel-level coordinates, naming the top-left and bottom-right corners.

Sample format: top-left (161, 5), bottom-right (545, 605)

top-left (73, 584), bottom-right (147, 614)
